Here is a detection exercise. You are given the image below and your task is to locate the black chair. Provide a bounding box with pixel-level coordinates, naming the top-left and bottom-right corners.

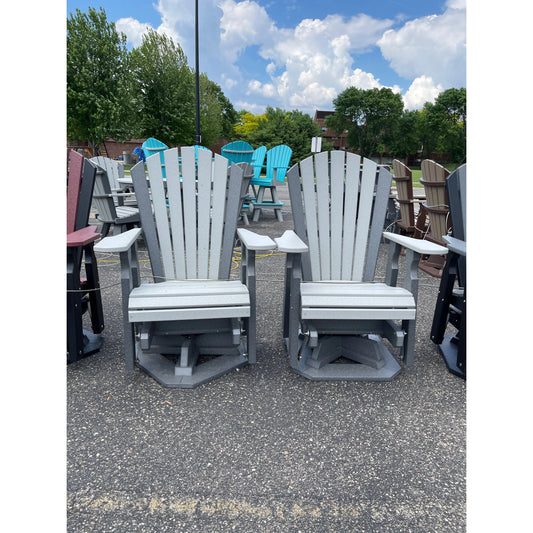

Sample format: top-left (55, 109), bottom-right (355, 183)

top-left (430, 164), bottom-right (466, 378)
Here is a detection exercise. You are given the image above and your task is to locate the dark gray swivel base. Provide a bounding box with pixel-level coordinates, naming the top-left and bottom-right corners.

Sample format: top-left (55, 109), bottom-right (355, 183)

top-left (136, 345), bottom-right (248, 388)
top-left (438, 334), bottom-right (465, 379)
top-left (68, 330), bottom-right (103, 364)
top-left (285, 334), bottom-right (403, 382)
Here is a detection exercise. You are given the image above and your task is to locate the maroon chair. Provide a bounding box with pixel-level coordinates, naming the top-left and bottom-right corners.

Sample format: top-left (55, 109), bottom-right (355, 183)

top-left (67, 150), bottom-right (104, 363)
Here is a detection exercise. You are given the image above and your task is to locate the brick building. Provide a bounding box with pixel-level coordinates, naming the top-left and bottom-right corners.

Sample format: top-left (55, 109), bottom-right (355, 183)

top-left (313, 110), bottom-right (349, 151)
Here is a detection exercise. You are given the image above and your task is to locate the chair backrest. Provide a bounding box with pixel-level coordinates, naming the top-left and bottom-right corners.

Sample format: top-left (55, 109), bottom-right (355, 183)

top-left (132, 147), bottom-right (243, 282)
top-left (90, 156), bottom-right (125, 205)
top-left (67, 150), bottom-right (97, 233)
top-left (420, 159), bottom-right (450, 243)
top-left (446, 163), bottom-right (466, 287)
top-left (91, 164), bottom-right (118, 223)
top-left (235, 162), bottom-right (254, 205)
top-left (446, 164), bottom-right (466, 242)
top-left (221, 141), bottom-right (254, 165)
top-left (266, 145), bottom-right (292, 183)
top-left (392, 159), bottom-right (415, 228)
top-left (251, 146), bottom-right (267, 180)
top-left (142, 137), bottom-right (169, 162)
top-left (287, 151), bottom-right (392, 283)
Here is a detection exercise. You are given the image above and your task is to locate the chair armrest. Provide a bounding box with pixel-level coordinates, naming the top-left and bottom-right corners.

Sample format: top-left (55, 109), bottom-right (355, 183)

top-left (274, 230), bottom-right (309, 253)
top-left (237, 228), bottom-right (275, 251)
top-left (67, 226), bottom-right (100, 247)
top-left (382, 232), bottom-right (448, 256)
top-left (94, 228), bottom-right (142, 253)
top-left (443, 236), bottom-right (466, 256)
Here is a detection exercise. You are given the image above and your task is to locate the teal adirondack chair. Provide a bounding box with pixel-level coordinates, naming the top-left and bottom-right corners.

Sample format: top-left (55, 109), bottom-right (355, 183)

top-left (221, 141), bottom-right (254, 165)
top-left (250, 146), bottom-right (267, 181)
top-left (251, 144), bottom-right (292, 222)
top-left (142, 138), bottom-right (169, 177)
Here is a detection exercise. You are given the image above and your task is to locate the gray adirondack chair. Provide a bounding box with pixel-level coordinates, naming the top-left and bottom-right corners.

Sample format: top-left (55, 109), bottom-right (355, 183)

top-left (91, 162), bottom-right (141, 237)
top-left (430, 164), bottom-right (466, 378)
top-left (275, 151), bottom-right (448, 381)
top-left (94, 147), bottom-right (275, 388)
top-left (90, 156), bottom-right (137, 207)
top-left (235, 162), bottom-right (254, 226)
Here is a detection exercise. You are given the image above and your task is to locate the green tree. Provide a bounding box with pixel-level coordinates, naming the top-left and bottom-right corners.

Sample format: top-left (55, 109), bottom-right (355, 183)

top-left (428, 87), bottom-right (466, 164)
top-left (234, 110), bottom-right (265, 138)
top-left (244, 107), bottom-right (320, 164)
top-left (326, 87), bottom-right (404, 158)
top-left (415, 105), bottom-right (440, 159)
top-left (67, 7), bottom-right (132, 155)
top-left (391, 110), bottom-right (423, 160)
top-left (198, 74), bottom-right (238, 146)
top-left (129, 29), bottom-right (195, 146)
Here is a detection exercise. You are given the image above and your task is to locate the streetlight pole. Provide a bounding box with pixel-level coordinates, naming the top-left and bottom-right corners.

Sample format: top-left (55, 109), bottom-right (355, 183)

top-left (195, 0), bottom-right (201, 144)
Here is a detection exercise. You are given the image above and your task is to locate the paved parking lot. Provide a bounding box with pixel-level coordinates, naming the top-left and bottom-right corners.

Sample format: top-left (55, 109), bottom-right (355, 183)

top-left (67, 183), bottom-right (466, 532)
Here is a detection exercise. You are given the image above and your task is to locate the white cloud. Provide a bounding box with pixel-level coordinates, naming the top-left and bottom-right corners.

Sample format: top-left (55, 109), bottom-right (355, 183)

top-left (247, 80), bottom-right (276, 98)
top-left (378, 3), bottom-right (466, 89)
top-left (219, 0), bottom-right (275, 62)
top-left (223, 10), bottom-right (396, 111)
top-left (235, 100), bottom-right (266, 114)
top-left (112, 1), bottom-right (465, 114)
top-left (402, 76), bottom-right (443, 110)
top-left (115, 17), bottom-right (153, 48)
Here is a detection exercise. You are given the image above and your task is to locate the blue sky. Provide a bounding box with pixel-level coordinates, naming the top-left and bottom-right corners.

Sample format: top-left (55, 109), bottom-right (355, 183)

top-left (66, 0), bottom-right (466, 115)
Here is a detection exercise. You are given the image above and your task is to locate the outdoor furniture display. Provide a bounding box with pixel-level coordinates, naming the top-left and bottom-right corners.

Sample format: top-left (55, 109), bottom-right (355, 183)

top-left (94, 147), bottom-right (275, 388)
top-left (391, 159), bottom-right (427, 238)
top-left (275, 151), bottom-right (448, 381)
top-left (90, 156), bottom-right (137, 207)
top-left (419, 159), bottom-right (451, 277)
top-left (430, 164), bottom-right (466, 379)
top-left (251, 144), bottom-right (292, 222)
top-left (91, 162), bottom-right (141, 238)
top-left (67, 150), bottom-right (105, 363)
top-left (221, 140), bottom-right (254, 165)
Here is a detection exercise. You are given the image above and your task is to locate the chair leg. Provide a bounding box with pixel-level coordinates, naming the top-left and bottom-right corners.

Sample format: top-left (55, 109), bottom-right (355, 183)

top-left (83, 244), bottom-right (104, 334)
top-left (247, 248), bottom-right (258, 364)
top-left (100, 222), bottom-right (111, 239)
top-left (271, 187), bottom-right (283, 222)
top-left (252, 186), bottom-right (266, 222)
top-left (67, 246), bottom-right (85, 363)
top-left (119, 248), bottom-right (137, 371)
top-left (403, 318), bottom-right (416, 366)
top-left (287, 255), bottom-right (302, 370)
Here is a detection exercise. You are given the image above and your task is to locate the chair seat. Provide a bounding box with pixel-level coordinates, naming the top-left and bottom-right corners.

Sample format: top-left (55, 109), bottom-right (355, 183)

top-left (116, 206), bottom-right (140, 218)
top-left (301, 282), bottom-right (416, 320)
top-left (128, 279), bottom-right (251, 322)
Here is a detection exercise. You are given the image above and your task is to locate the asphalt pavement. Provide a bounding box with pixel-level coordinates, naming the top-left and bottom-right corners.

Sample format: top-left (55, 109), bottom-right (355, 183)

top-left (67, 182), bottom-right (466, 532)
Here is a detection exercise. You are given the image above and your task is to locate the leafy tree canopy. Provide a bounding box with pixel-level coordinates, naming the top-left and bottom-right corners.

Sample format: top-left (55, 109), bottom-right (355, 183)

top-left (326, 87), bottom-right (404, 158)
top-left (243, 107), bottom-right (320, 164)
top-left (129, 29), bottom-right (195, 146)
top-left (67, 7), bottom-right (132, 154)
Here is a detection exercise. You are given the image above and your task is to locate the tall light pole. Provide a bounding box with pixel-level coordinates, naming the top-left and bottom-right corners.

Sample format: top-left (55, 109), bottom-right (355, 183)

top-left (195, 0), bottom-right (201, 144)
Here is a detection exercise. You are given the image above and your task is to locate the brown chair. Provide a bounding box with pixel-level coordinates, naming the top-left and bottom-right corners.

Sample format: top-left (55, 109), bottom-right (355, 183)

top-left (419, 160), bottom-right (451, 277)
top-left (391, 159), bottom-right (428, 238)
